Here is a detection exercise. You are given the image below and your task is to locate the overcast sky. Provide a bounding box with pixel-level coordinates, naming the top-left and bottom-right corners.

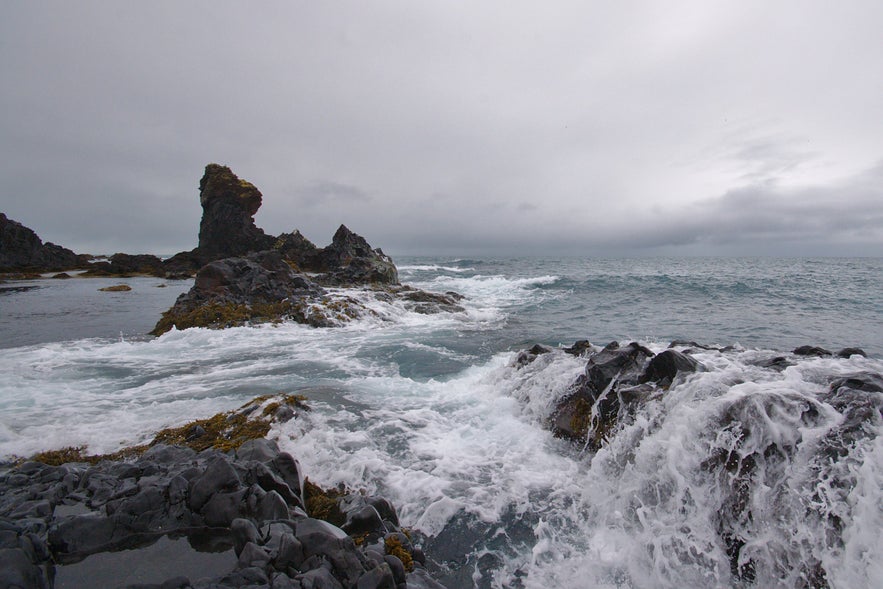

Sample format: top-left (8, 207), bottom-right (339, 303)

top-left (2, 1), bottom-right (882, 257)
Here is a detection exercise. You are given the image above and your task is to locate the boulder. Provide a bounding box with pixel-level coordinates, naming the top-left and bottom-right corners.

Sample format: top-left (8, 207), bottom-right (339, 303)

top-left (639, 349), bottom-right (702, 385)
top-left (552, 341), bottom-right (655, 447)
top-left (837, 347), bottom-right (867, 358)
top-left (793, 345), bottom-right (832, 357)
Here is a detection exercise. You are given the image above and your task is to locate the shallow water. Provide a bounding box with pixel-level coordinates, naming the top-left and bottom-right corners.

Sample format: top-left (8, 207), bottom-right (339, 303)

top-left (1, 257), bottom-right (881, 588)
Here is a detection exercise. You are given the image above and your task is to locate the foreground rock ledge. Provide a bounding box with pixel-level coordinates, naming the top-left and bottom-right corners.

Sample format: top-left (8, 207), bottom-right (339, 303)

top-left (0, 395), bottom-right (444, 589)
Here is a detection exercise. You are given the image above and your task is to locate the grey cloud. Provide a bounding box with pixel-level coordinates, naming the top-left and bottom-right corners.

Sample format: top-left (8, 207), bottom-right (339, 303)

top-left (1, 1), bottom-right (882, 257)
top-left (624, 162), bottom-right (883, 255)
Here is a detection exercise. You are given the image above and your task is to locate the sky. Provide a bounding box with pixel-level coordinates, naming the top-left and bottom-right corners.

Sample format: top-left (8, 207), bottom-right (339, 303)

top-left (2, 1), bottom-right (882, 257)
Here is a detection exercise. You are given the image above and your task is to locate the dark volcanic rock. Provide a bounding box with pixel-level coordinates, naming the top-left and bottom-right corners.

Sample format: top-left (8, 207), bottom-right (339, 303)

top-left (273, 230), bottom-right (320, 270)
top-left (0, 417), bottom-right (441, 589)
top-left (564, 340), bottom-right (593, 356)
top-left (793, 345), bottom-right (832, 357)
top-left (0, 213), bottom-right (84, 272)
top-left (311, 225), bottom-right (399, 286)
top-left (551, 341), bottom-right (655, 448)
top-left (190, 251), bottom-right (316, 305)
top-left (639, 349), bottom-right (702, 385)
top-left (151, 251), bottom-right (324, 335)
top-left (837, 347), bottom-right (867, 358)
top-left (197, 164), bottom-right (275, 263)
top-left (150, 165), bottom-right (468, 333)
top-left (84, 253), bottom-right (166, 277)
top-left (161, 248), bottom-right (203, 278)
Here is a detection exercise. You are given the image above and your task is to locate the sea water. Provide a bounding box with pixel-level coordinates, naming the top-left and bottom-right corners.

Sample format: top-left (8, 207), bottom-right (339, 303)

top-left (1, 257), bottom-right (881, 588)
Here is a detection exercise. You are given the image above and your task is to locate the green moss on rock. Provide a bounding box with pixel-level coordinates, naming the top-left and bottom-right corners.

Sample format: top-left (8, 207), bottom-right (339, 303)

top-left (25, 393), bottom-right (309, 464)
top-left (303, 479), bottom-right (345, 526)
top-left (385, 535), bottom-right (415, 571)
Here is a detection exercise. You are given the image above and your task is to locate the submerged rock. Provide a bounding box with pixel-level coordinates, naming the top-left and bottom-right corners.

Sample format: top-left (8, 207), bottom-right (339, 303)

top-left (98, 284), bottom-right (132, 292)
top-left (639, 349), bottom-right (702, 385)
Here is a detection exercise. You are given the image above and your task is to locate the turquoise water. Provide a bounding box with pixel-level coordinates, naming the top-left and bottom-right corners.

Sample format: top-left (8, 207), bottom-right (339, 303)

top-left (1, 257), bottom-right (881, 587)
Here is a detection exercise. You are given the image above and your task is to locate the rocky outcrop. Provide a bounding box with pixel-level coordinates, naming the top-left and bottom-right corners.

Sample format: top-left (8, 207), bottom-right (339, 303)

top-left (272, 230), bottom-right (319, 271)
top-left (161, 165), bottom-right (400, 286)
top-left (510, 340), bottom-right (705, 449)
top-left (151, 251), bottom-right (331, 335)
top-left (272, 225), bottom-right (398, 286)
top-left (0, 213), bottom-right (85, 272)
top-left (196, 164), bottom-right (275, 264)
top-left (84, 253), bottom-right (166, 277)
top-left (310, 225), bottom-right (398, 286)
top-left (151, 252), bottom-right (462, 336)
top-left (0, 396), bottom-right (444, 589)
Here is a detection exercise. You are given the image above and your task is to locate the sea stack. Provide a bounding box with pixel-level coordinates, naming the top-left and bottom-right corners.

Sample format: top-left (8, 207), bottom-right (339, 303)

top-left (196, 164), bottom-right (275, 263)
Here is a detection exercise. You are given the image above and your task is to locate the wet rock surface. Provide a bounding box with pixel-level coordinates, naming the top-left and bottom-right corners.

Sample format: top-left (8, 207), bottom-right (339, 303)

top-left (510, 339), bottom-right (880, 587)
top-left (0, 439), bottom-right (443, 589)
top-left (518, 339), bottom-right (874, 450)
top-left (547, 340), bottom-right (678, 449)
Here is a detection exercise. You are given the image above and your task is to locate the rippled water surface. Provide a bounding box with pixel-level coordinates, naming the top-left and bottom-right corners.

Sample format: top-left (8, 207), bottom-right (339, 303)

top-left (1, 257), bottom-right (881, 588)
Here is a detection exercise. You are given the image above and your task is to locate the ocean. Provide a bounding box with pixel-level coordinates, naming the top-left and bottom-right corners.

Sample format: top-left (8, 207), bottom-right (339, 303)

top-left (1, 256), bottom-right (881, 588)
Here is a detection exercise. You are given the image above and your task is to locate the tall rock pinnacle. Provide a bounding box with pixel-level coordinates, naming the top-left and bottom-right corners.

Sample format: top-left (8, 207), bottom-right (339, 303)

top-left (196, 164), bottom-right (274, 262)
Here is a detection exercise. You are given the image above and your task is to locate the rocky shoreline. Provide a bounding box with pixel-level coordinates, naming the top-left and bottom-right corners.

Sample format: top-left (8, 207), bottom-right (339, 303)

top-left (0, 394), bottom-right (444, 589)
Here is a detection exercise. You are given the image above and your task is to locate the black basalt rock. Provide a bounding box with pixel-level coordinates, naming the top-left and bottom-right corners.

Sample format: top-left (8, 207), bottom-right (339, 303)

top-left (552, 341), bottom-right (655, 447)
top-left (639, 349), bottom-right (702, 385)
top-left (0, 213), bottom-right (84, 272)
top-left (1, 428), bottom-right (442, 589)
top-left (84, 253), bottom-right (166, 277)
top-left (312, 225), bottom-right (399, 285)
top-left (196, 164), bottom-right (275, 264)
top-left (837, 347), bottom-right (867, 358)
top-left (793, 345), bottom-right (832, 357)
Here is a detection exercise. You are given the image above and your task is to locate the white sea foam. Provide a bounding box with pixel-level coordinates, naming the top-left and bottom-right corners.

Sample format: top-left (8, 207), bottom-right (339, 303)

top-left (397, 264), bottom-right (475, 273)
top-left (2, 258), bottom-right (881, 588)
top-left (275, 346), bottom-right (883, 588)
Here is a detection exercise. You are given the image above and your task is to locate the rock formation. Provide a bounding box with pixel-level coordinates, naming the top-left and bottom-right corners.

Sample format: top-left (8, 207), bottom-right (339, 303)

top-left (196, 164), bottom-right (275, 262)
top-left (162, 165), bottom-right (400, 287)
top-left (151, 164), bottom-right (464, 335)
top-left (513, 340), bottom-right (705, 449)
top-left (0, 395), bottom-right (445, 589)
top-left (0, 213), bottom-right (85, 272)
top-left (151, 251), bottom-right (462, 336)
top-left (84, 253), bottom-right (166, 277)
